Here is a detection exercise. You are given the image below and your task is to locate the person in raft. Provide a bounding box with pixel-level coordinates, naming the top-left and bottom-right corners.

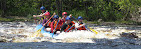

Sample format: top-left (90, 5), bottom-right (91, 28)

top-left (42, 12), bottom-right (54, 32)
top-left (50, 15), bottom-right (62, 34)
top-left (59, 12), bottom-right (68, 26)
top-left (33, 6), bottom-right (48, 24)
top-left (75, 16), bottom-right (86, 30)
top-left (60, 16), bottom-right (75, 32)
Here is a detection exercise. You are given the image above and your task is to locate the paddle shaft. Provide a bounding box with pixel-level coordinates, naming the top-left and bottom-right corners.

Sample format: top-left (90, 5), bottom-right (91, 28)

top-left (40, 13), bottom-right (55, 29)
top-left (72, 16), bottom-right (77, 20)
top-left (65, 26), bottom-right (74, 32)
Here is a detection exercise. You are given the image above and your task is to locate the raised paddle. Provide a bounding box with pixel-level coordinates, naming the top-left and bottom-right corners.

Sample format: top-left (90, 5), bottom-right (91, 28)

top-left (32, 12), bottom-right (56, 37)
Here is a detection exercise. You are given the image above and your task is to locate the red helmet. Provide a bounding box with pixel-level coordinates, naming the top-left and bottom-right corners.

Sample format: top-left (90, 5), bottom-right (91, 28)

top-left (44, 12), bottom-right (50, 16)
top-left (62, 12), bottom-right (67, 16)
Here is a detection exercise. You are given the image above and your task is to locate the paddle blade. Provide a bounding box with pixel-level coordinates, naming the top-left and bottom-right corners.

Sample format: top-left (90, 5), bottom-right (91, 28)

top-left (88, 27), bottom-right (98, 34)
top-left (31, 29), bottom-right (43, 37)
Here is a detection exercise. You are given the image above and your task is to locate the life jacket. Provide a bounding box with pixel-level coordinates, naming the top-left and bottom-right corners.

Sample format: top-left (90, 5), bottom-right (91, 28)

top-left (40, 12), bottom-right (46, 23)
top-left (77, 23), bottom-right (86, 30)
top-left (60, 19), bottom-right (66, 26)
top-left (47, 21), bottom-right (51, 27)
top-left (53, 21), bottom-right (61, 31)
top-left (42, 16), bottom-right (52, 27)
top-left (50, 20), bottom-right (61, 33)
top-left (64, 21), bottom-right (75, 32)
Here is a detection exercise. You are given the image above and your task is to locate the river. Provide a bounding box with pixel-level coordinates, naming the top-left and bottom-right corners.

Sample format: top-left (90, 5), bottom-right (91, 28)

top-left (0, 22), bottom-right (141, 49)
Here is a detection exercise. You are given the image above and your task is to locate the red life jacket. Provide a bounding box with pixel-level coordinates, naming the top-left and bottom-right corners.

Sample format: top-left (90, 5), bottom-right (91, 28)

top-left (50, 20), bottom-right (61, 33)
top-left (64, 21), bottom-right (75, 32)
top-left (53, 21), bottom-right (61, 31)
top-left (60, 19), bottom-right (66, 26)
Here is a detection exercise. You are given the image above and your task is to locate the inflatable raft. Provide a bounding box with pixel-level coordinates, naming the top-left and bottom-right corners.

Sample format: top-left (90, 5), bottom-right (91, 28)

top-left (35, 24), bottom-right (57, 37)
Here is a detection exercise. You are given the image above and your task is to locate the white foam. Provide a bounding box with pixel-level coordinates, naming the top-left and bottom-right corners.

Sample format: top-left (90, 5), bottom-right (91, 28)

top-left (55, 30), bottom-right (95, 39)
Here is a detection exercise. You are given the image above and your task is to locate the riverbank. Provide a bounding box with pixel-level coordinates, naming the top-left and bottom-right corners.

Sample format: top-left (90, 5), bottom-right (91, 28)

top-left (0, 17), bottom-right (140, 25)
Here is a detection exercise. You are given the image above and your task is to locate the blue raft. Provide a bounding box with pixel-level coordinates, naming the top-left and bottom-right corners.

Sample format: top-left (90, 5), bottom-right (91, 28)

top-left (35, 24), bottom-right (57, 37)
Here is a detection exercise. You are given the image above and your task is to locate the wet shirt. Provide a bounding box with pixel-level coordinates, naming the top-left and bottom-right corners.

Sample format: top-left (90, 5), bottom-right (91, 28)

top-left (60, 21), bottom-right (74, 32)
top-left (42, 18), bottom-right (53, 24)
top-left (59, 19), bottom-right (66, 26)
top-left (42, 17), bottom-right (53, 28)
top-left (40, 11), bottom-right (48, 23)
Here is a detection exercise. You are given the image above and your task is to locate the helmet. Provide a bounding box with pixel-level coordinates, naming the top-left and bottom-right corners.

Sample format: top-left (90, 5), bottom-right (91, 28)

top-left (40, 6), bottom-right (45, 10)
top-left (53, 15), bottom-right (59, 19)
top-left (78, 16), bottom-right (83, 20)
top-left (44, 12), bottom-right (50, 16)
top-left (66, 16), bottom-right (71, 20)
top-left (62, 12), bottom-right (67, 16)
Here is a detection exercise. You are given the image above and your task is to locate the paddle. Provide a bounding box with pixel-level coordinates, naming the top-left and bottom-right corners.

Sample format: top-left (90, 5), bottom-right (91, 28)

top-left (88, 27), bottom-right (98, 34)
top-left (32, 12), bottom-right (56, 37)
top-left (65, 25), bottom-right (74, 32)
top-left (85, 25), bottom-right (98, 34)
top-left (72, 16), bottom-right (77, 20)
top-left (52, 19), bottom-right (60, 38)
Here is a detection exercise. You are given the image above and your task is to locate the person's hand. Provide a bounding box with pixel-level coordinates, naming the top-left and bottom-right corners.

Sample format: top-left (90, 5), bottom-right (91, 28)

top-left (53, 29), bottom-right (56, 32)
top-left (59, 17), bottom-right (61, 20)
top-left (53, 12), bottom-right (56, 15)
top-left (33, 15), bottom-right (36, 17)
top-left (69, 14), bottom-right (72, 17)
top-left (62, 17), bottom-right (65, 19)
top-left (72, 24), bottom-right (75, 26)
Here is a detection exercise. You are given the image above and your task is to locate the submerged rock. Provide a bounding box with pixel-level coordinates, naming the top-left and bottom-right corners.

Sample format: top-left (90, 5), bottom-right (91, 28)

top-left (120, 32), bottom-right (138, 38)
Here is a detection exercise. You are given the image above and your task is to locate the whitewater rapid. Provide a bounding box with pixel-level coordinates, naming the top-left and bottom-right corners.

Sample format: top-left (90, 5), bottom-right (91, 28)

top-left (0, 22), bottom-right (141, 43)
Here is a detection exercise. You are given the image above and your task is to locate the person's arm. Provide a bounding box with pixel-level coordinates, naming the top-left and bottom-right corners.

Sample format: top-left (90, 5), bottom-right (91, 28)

top-left (75, 23), bottom-right (79, 28)
top-left (33, 11), bottom-right (48, 17)
top-left (75, 23), bottom-right (85, 28)
top-left (79, 24), bottom-right (85, 27)
top-left (33, 14), bottom-right (44, 17)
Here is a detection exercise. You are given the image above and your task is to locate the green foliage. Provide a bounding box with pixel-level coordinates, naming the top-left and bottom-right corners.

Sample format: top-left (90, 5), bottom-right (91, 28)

top-left (0, 17), bottom-right (13, 21)
top-left (0, 0), bottom-right (141, 22)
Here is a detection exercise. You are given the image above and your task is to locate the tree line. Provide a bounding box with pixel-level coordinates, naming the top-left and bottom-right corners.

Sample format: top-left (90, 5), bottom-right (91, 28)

top-left (0, 0), bottom-right (141, 21)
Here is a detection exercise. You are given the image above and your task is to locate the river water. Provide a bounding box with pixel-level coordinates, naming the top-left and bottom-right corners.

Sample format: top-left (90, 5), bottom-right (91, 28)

top-left (0, 22), bottom-right (141, 49)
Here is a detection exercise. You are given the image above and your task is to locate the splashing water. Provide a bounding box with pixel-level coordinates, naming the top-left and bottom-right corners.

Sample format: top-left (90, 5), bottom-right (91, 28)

top-left (0, 22), bottom-right (141, 43)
